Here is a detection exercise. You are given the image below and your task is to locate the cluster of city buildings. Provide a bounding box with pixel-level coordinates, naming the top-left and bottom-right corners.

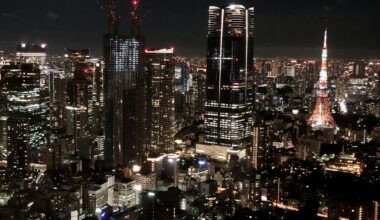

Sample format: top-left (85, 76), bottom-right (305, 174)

top-left (0, 1), bottom-right (379, 220)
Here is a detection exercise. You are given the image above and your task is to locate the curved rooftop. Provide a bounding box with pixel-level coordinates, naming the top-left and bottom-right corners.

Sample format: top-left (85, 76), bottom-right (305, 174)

top-left (226, 4), bottom-right (246, 9)
top-left (209, 4), bottom-right (250, 10)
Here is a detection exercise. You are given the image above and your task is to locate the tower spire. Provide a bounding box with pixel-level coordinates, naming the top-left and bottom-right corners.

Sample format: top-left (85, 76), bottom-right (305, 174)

top-left (319, 27), bottom-right (328, 89)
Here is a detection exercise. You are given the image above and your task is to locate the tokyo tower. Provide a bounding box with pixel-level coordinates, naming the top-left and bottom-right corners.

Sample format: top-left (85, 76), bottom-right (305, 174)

top-left (308, 29), bottom-right (338, 130)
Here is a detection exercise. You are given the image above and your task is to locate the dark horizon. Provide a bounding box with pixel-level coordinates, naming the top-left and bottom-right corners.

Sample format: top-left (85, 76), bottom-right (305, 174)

top-left (0, 0), bottom-right (379, 58)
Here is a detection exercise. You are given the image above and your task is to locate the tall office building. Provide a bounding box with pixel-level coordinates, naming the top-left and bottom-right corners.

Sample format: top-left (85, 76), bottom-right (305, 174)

top-left (251, 123), bottom-right (265, 170)
top-left (104, 0), bottom-right (145, 167)
top-left (145, 48), bottom-right (176, 152)
top-left (91, 60), bottom-right (105, 162)
top-left (46, 65), bottom-right (66, 170)
top-left (205, 5), bottom-right (254, 149)
top-left (174, 60), bottom-right (189, 94)
top-left (2, 64), bottom-right (49, 150)
top-left (192, 68), bottom-right (207, 118)
top-left (66, 62), bottom-right (95, 151)
top-left (65, 58), bottom-right (103, 162)
top-left (0, 66), bottom-right (7, 157)
top-left (251, 121), bottom-right (272, 171)
top-left (7, 117), bottom-right (30, 180)
top-left (47, 66), bottom-right (66, 132)
top-left (174, 59), bottom-right (191, 127)
top-left (1, 64), bottom-right (49, 178)
top-left (0, 116), bottom-right (6, 158)
top-left (91, 60), bottom-right (104, 132)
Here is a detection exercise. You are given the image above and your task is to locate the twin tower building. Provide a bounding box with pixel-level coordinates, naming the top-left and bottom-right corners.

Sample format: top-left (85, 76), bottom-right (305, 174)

top-left (104, 4), bottom-right (255, 167)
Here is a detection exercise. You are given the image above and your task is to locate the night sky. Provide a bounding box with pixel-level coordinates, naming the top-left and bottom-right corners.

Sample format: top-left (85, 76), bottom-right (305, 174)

top-left (0, 0), bottom-right (379, 58)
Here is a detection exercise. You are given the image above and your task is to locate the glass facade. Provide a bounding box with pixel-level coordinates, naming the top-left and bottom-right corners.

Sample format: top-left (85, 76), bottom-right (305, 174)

top-left (2, 64), bottom-right (49, 150)
top-left (1, 64), bottom-right (49, 179)
top-left (205, 5), bottom-right (254, 149)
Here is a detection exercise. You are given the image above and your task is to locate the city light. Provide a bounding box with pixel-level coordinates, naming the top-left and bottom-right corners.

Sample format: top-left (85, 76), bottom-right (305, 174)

top-left (132, 165), bottom-right (141, 172)
top-left (134, 184), bottom-right (142, 191)
top-left (0, 1), bottom-right (378, 220)
top-left (198, 160), bottom-right (206, 166)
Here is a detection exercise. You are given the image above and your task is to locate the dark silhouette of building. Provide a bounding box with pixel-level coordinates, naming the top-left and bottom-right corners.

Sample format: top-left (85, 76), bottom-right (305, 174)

top-left (103, 0), bottom-right (145, 167)
top-left (7, 117), bottom-right (30, 179)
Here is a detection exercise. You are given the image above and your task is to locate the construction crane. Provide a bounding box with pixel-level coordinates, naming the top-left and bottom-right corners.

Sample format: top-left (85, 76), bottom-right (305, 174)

top-left (107, 0), bottom-right (120, 34)
top-left (130, 0), bottom-right (139, 35)
top-left (100, 0), bottom-right (144, 35)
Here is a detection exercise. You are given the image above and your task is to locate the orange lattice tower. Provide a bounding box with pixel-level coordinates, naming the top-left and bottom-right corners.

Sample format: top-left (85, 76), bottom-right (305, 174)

top-left (308, 29), bottom-right (338, 130)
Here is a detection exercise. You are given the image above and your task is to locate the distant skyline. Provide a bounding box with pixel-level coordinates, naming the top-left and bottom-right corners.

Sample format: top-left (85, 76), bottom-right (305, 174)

top-left (0, 0), bottom-right (379, 58)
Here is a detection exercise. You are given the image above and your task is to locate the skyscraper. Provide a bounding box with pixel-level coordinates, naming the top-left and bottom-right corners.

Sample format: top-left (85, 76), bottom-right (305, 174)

top-left (0, 64), bottom-right (7, 157)
top-left (2, 64), bottom-right (49, 150)
top-left (7, 117), bottom-right (30, 180)
top-left (66, 62), bottom-right (95, 152)
top-left (251, 122), bottom-right (267, 170)
top-left (192, 68), bottom-right (207, 118)
top-left (104, 0), bottom-right (145, 167)
top-left (205, 5), bottom-right (254, 149)
top-left (174, 59), bottom-right (191, 127)
top-left (145, 48), bottom-right (176, 152)
top-left (1, 64), bottom-right (49, 179)
top-left (47, 66), bottom-right (66, 133)
top-left (308, 29), bottom-right (338, 130)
